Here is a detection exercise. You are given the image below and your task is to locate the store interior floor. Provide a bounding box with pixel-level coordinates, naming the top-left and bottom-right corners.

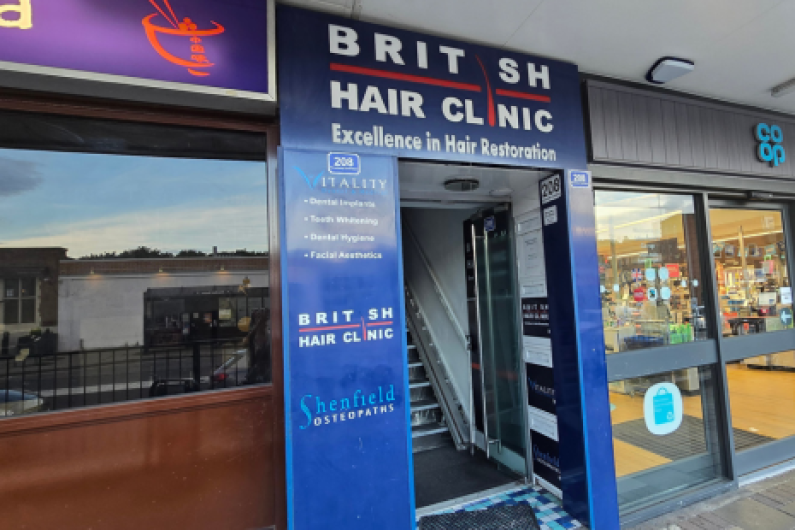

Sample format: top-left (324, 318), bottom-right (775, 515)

top-left (611, 361), bottom-right (795, 479)
top-left (413, 445), bottom-right (518, 509)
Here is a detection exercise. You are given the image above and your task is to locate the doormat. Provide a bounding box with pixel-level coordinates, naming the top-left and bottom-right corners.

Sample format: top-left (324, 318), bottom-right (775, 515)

top-left (419, 504), bottom-right (539, 530)
top-left (613, 415), bottom-right (774, 460)
top-left (420, 485), bottom-right (582, 530)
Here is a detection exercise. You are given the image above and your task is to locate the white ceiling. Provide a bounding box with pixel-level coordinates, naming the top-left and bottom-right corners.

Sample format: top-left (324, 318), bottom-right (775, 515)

top-left (398, 160), bottom-right (550, 206)
top-left (279, 0), bottom-right (795, 115)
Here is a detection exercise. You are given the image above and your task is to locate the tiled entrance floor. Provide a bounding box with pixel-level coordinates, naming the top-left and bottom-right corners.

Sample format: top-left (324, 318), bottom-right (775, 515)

top-left (421, 485), bottom-right (582, 530)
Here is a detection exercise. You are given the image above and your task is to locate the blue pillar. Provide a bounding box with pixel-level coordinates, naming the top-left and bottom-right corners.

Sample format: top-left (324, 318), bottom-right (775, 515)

top-left (279, 148), bottom-right (416, 530)
top-left (539, 170), bottom-right (620, 529)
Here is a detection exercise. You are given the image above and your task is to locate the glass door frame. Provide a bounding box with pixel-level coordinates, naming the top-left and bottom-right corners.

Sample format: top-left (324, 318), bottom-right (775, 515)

top-left (595, 185), bottom-right (736, 526)
top-left (467, 206), bottom-right (529, 476)
top-left (706, 198), bottom-right (795, 476)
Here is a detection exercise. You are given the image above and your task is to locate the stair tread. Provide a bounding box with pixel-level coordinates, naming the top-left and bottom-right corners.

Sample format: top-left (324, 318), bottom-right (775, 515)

top-left (408, 361), bottom-right (423, 368)
top-left (409, 380), bottom-right (431, 389)
top-left (410, 398), bottom-right (440, 411)
top-left (411, 423), bottom-right (449, 438)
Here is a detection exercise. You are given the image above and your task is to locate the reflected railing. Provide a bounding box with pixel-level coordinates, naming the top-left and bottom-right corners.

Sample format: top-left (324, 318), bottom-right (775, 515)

top-left (0, 339), bottom-right (262, 418)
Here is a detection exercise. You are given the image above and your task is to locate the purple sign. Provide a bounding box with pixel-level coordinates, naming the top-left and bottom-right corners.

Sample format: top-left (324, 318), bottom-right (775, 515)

top-left (0, 0), bottom-right (273, 97)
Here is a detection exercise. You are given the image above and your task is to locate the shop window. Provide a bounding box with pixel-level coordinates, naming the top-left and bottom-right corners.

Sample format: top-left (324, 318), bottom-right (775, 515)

top-left (595, 192), bottom-right (708, 353)
top-left (709, 209), bottom-right (792, 338)
top-left (609, 366), bottom-right (726, 513)
top-left (0, 113), bottom-right (270, 419)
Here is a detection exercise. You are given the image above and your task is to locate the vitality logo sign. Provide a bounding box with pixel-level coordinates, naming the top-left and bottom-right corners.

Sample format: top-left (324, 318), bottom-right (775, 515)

top-left (144, 0), bottom-right (225, 77)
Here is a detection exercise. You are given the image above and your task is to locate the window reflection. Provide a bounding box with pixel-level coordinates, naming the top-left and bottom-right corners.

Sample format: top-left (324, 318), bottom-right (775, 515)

top-left (595, 192), bottom-right (708, 353)
top-left (0, 148), bottom-right (269, 418)
top-left (710, 209), bottom-right (792, 337)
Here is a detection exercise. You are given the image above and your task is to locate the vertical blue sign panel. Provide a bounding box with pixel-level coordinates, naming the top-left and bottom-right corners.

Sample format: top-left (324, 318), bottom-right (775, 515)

top-left (280, 148), bottom-right (415, 530)
top-left (539, 171), bottom-right (618, 530)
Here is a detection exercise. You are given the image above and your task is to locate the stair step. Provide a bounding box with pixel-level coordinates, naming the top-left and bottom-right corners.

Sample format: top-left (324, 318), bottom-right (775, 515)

top-left (411, 422), bottom-right (449, 438)
top-left (407, 344), bottom-right (417, 350)
top-left (408, 361), bottom-right (423, 368)
top-left (410, 398), bottom-right (441, 411)
top-left (409, 380), bottom-right (431, 389)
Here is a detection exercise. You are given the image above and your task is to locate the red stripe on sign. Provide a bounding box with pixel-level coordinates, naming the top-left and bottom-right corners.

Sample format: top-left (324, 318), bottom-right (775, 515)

top-left (330, 63), bottom-right (482, 92)
top-left (495, 88), bottom-right (551, 103)
top-left (299, 324), bottom-right (360, 332)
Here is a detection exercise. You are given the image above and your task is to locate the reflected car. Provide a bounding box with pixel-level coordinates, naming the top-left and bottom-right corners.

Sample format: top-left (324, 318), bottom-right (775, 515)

top-left (0, 390), bottom-right (45, 417)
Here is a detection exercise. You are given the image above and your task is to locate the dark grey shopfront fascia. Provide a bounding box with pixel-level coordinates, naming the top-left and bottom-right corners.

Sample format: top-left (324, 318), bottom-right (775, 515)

top-left (586, 79), bottom-right (795, 526)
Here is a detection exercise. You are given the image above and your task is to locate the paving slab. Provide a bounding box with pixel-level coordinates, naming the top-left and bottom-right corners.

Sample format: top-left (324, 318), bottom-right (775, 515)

top-left (712, 498), bottom-right (795, 530)
top-left (627, 469), bottom-right (795, 530)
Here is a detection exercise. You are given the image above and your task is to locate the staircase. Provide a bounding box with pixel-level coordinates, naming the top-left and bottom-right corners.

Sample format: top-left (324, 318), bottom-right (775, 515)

top-left (408, 325), bottom-right (453, 453)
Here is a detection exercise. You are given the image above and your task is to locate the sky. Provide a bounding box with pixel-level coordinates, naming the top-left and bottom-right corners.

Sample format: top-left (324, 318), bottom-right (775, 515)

top-left (0, 148), bottom-right (268, 258)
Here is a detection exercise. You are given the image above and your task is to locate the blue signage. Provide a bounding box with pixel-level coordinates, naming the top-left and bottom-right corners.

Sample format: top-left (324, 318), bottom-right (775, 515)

top-left (278, 5), bottom-right (587, 168)
top-left (781, 308), bottom-right (792, 327)
top-left (328, 152), bottom-right (362, 175)
top-left (756, 123), bottom-right (786, 167)
top-left (653, 388), bottom-right (675, 425)
top-left (569, 170), bottom-right (591, 188)
top-left (280, 148), bottom-right (415, 530)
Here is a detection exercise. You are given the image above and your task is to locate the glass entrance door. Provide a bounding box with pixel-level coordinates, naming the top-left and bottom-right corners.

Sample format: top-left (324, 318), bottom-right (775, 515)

top-left (708, 203), bottom-right (795, 474)
top-left (465, 205), bottom-right (526, 475)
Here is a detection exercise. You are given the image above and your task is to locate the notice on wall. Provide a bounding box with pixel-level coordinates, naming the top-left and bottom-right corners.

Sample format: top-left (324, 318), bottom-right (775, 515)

top-left (527, 364), bottom-right (556, 416)
top-left (532, 430), bottom-right (562, 496)
top-left (280, 149), bottom-right (414, 530)
top-left (522, 294), bottom-right (552, 367)
top-left (781, 287), bottom-right (793, 305)
top-left (519, 229), bottom-right (546, 280)
top-left (522, 297), bottom-right (551, 338)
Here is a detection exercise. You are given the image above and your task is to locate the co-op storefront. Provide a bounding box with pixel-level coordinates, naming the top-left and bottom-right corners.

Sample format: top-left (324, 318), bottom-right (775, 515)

top-left (0, 2), bottom-right (793, 530)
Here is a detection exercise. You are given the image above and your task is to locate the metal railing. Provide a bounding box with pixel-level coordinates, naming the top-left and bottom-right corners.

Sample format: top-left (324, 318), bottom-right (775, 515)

top-left (0, 339), bottom-right (261, 418)
top-left (405, 285), bottom-right (470, 449)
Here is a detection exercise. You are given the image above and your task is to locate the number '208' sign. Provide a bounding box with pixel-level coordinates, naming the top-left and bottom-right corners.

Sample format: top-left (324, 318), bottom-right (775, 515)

top-left (328, 152), bottom-right (361, 175)
top-left (540, 174), bottom-right (561, 205)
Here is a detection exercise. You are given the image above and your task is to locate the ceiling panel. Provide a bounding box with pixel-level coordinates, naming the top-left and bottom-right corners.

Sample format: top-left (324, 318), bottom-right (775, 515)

top-left (670, 1), bottom-right (795, 112)
top-left (357, 0), bottom-right (545, 47)
top-left (279, 0), bottom-right (354, 17)
top-left (277, 0), bottom-right (795, 114)
top-left (281, 0), bottom-right (545, 48)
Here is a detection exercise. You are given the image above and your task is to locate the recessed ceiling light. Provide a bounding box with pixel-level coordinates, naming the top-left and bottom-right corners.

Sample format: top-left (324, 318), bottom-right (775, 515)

top-left (443, 178), bottom-right (480, 192)
top-left (646, 57), bottom-right (695, 85)
top-left (490, 188), bottom-right (513, 197)
top-left (771, 77), bottom-right (795, 98)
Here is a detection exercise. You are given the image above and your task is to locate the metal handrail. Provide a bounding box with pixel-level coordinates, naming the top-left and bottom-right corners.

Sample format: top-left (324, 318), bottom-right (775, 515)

top-left (405, 286), bottom-right (470, 449)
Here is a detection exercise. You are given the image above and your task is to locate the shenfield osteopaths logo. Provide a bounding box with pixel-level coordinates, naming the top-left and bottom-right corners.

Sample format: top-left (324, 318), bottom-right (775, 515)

top-left (299, 386), bottom-right (397, 430)
top-left (756, 123), bottom-right (786, 167)
top-left (533, 444), bottom-right (560, 473)
top-left (144, 0), bottom-right (225, 77)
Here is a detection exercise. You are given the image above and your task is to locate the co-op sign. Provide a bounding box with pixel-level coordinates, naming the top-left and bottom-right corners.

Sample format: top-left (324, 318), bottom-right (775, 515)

top-left (278, 6), bottom-right (588, 169)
